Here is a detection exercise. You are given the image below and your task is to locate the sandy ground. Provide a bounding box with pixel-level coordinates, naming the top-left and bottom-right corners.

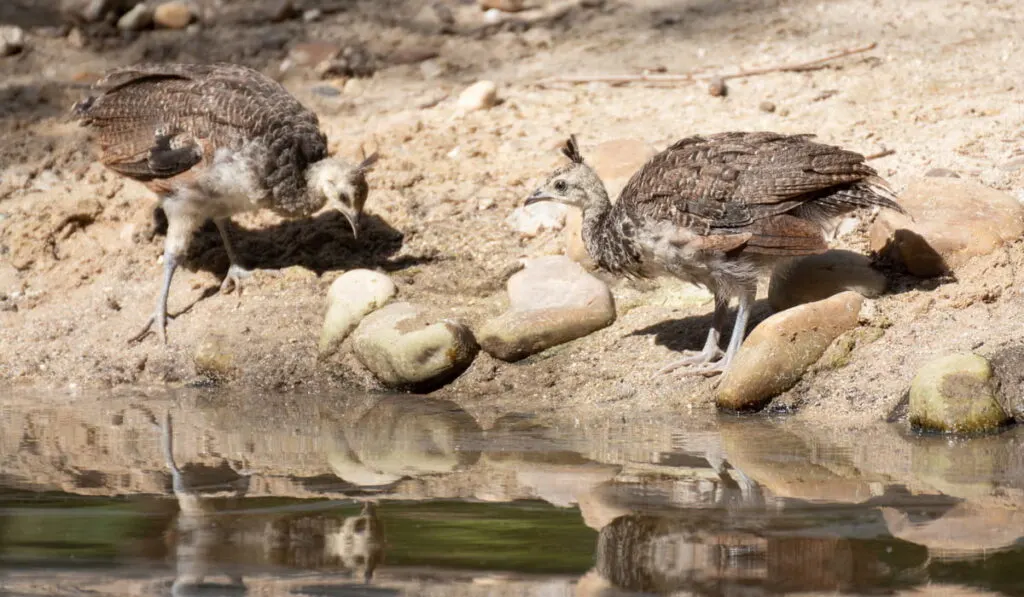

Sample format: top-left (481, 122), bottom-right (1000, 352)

top-left (1, 0), bottom-right (1023, 426)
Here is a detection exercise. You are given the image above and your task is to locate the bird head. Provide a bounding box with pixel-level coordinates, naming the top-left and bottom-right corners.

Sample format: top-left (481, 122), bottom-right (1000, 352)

top-left (310, 152), bottom-right (379, 238)
top-left (525, 135), bottom-right (608, 210)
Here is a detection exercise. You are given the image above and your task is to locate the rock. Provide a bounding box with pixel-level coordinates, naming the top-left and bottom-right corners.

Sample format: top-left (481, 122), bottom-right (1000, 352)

top-left (351, 302), bottom-right (479, 390)
top-left (62, 0), bottom-right (132, 22)
top-left (717, 291), bottom-right (864, 412)
top-left (759, 100), bottom-right (776, 113)
top-left (319, 269), bottom-right (397, 358)
top-left (909, 353), bottom-right (1011, 434)
top-left (869, 178), bottom-right (1024, 277)
top-left (289, 41), bottom-right (341, 67)
top-left (924, 167), bottom-right (960, 178)
top-left (883, 502), bottom-right (1024, 560)
top-left (507, 201), bottom-right (567, 237)
top-left (66, 27), bottom-right (87, 49)
top-left (986, 344), bottom-right (1024, 423)
top-left (566, 138), bottom-right (657, 265)
top-left (338, 396), bottom-right (482, 482)
top-left (117, 3), bottom-right (153, 30)
top-left (708, 76), bottom-right (727, 97)
top-left (0, 26), bottom-right (26, 57)
top-left (193, 333), bottom-right (235, 380)
top-left (302, 8), bottom-right (322, 22)
top-left (478, 255), bottom-right (616, 361)
top-left (456, 80), bottom-right (498, 113)
top-left (479, 0), bottom-right (526, 11)
top-left (768, 250), bottom-right (887, 311)
top-left (482, 8), bottom-right (506, 24)
top-left (153, 1), bottom-right (194, 28)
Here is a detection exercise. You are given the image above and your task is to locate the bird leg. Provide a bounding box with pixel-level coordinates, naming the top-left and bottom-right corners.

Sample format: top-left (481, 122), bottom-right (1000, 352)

top-left (129, 205), bottom-right (197, 344)
top-left (128, 248), bottom-right (179, 344)
top-left (214, 218), bottom-right (251, 295)
top-left (656, 295), bottom-right (728, 375)
top-left (661, 287), bottom-right (755, 377)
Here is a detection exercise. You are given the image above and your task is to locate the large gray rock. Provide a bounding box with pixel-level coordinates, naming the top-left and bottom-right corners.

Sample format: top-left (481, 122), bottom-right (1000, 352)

top-left (351, 302), bottom-right (479, 391)
top-left (319, 269), bottom-right (397, 358)
top-left (478, 256), bottom-right (616, 361)
top-left (768, 250), bottom-right (887, 311)
top-left (717, 291), bottom-right (863, 412)
top-left (869, 178), bottom-right (1024, 277)
top-left (909, 353), bottom-right (1011, 434)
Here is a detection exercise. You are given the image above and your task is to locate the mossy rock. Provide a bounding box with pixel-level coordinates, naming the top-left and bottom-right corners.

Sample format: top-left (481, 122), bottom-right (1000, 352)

top-left (909, 353), bottom-right (1011, 434)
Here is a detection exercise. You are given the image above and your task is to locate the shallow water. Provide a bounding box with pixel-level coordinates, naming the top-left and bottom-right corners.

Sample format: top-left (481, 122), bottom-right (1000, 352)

top-left (0, 388), bottom-right (1022, 596)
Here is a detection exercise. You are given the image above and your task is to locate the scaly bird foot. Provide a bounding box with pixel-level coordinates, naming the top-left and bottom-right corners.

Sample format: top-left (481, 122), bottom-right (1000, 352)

top-left (220, 264), bottom-right (253, 295)
top-left (656, 347), bottom-right (726, 376)
top-left (128, 309), bottom-right (172, 344)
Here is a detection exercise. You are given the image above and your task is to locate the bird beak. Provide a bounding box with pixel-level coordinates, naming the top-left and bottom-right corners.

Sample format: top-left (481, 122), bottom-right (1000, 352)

top-left (525, 189), bottom-right (554, 206)
top-left (337, 207), bottom-right (360, 239)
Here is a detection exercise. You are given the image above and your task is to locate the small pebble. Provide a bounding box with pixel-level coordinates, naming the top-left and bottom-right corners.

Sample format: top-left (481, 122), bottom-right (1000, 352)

top-left (457, 80), bottom-right (499, 112)
top-left (759, 100), bottom-right (776, 113)
top-left (483, 8), bottom-right (506, 23)
top-left (924, 168), bottom-right (960, 178)
top-left (67, 28), bottom-right (87, 49)
top-left (479, 0), bottom-right (526, 11)
top-left (117, 3), bottom-right (153, 31)
top-left (708, 76), bottom-right (727, 97)
top-left (310, 84), bottom-right (341, 97)
top-left (302, 8), bottom-right (322, 22)
top-left (153, 1), bottom-right (194, 29)
top-left (0, 26), bottom-right (26, 57)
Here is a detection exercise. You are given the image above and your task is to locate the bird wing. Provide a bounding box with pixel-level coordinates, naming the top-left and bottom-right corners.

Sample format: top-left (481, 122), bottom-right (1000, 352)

top-left (74, 63), bottom-right (326, 195)
top-left (618, 132), bottom-right (877, 231)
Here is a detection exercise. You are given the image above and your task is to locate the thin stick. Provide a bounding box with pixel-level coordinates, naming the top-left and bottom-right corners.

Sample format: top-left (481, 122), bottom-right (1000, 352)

top-left (536, 42), bottom-right (878, 87)
top-left (864, 148), bottom-right (896, 160)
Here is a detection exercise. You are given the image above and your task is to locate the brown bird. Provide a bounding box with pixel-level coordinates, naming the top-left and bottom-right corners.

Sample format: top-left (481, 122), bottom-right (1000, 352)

top-left (526, 132), bottom-right (904, 375)
top-left (74, 63), bottom-right (378, 343)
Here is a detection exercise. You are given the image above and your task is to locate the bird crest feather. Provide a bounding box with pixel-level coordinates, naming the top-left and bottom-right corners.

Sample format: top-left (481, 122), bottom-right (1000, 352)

top-left (562, 135), bottom-right (584, 164)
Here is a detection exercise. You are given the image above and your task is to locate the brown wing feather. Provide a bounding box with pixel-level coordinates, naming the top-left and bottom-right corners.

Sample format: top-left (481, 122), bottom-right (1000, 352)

top-left (737, 214), bottom-right (829, 256)
top-left (618, 132), bottom-right (893, 232)
top-left (74, 63), bottom-right (328, 206)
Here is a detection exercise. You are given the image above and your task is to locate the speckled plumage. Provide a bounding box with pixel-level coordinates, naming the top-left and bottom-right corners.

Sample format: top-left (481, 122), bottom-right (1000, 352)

top-left (528, 132), bottom-right (904, 375)
top-left (74, 62), bottom-right (377, 343)
top-left (75, 62), bottom-right (329, 216)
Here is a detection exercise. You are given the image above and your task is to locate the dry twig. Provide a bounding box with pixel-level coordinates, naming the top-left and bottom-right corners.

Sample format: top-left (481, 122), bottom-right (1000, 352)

top-left (864, 148), bottom-right (896, 160)
top-left (536, 42), bottom-right (878, 87)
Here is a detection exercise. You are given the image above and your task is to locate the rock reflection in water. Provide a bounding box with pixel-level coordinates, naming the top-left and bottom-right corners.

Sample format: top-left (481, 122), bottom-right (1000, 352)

top-left (0, 387), bottom-right (1022, 596)
top-left (162, 410), bottom-right (385, 592)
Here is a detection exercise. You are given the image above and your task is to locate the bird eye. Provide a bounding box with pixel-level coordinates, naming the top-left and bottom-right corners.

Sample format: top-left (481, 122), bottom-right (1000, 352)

top-left (554, 180), bottom-right (568, 193)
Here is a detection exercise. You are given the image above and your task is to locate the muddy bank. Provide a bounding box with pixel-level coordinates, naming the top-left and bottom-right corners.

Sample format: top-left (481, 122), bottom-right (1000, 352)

top-left (1, 0), bottom-right (1023, 426)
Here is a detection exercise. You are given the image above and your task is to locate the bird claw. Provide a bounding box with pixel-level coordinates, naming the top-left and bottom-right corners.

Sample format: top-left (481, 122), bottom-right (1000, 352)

top-left (220, 264), bottom-right (252, 295)
top-left (128, 310), bottom-right (172, 344)
top-left (656, 348), bottom-right (726, 376)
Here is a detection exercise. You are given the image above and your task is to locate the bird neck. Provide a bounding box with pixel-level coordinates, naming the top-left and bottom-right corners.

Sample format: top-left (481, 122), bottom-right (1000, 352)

top-left (581, 186), bottom-right (640, 275)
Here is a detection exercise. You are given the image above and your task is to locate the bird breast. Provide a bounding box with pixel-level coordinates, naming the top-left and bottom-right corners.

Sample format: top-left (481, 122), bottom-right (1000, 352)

top-left (632, 219), bottom-right (759, 290)
top-left (188, 146), bottom-right (270, 219)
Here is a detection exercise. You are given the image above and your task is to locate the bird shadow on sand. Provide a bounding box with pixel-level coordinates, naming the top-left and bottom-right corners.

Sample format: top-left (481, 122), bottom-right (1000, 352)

top-left (628, 298), bottom-right (775, 353)
top-left (175, 210), bottom-right (427, 278)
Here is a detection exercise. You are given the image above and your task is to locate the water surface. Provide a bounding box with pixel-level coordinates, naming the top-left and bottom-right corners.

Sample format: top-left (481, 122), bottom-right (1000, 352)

top-left (0, 388), bottom-right (1022, 596)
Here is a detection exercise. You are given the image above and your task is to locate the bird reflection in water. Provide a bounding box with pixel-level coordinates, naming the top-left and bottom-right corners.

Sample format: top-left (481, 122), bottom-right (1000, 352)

top-left (161, 412), bottom-right (385, 594)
